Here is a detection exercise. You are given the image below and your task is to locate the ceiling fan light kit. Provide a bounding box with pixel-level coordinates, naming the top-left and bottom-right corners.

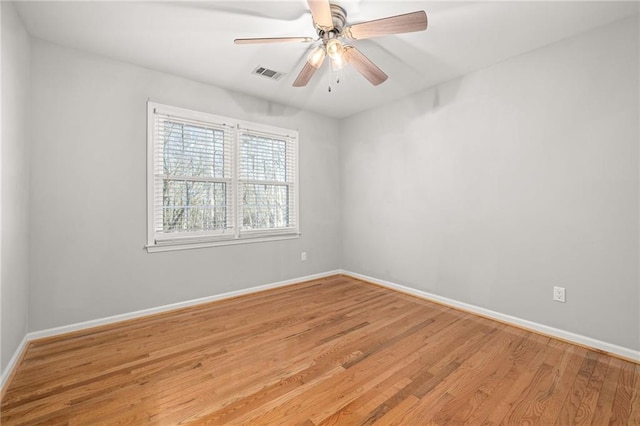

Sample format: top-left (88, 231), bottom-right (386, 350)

top-left (308, 46), bottom-right (326, 69)
top-left (234, 1), bottom-right (428, 88)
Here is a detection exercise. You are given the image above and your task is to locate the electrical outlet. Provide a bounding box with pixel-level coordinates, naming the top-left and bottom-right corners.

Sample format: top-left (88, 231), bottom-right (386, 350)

top-left (301, 252), bottom-right (307, 262)
top-left (553, 286), bottom-right (566, 303)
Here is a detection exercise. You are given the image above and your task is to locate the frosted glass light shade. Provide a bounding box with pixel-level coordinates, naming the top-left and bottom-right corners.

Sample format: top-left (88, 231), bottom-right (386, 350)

top-left (326, 39), bottom-right (345, 60)
top-left (331, 55), bottom-right (344, 71)
top-left (308, 46), bottom-right (326, 68)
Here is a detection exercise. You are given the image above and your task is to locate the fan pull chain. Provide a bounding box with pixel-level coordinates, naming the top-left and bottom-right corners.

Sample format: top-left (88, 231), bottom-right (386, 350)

top-left (328, 70), bottom-right (341, 93)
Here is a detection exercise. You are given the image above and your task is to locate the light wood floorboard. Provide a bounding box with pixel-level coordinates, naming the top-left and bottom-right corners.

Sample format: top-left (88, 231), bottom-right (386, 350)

top-left (2, 275), bottom-right (639, 425)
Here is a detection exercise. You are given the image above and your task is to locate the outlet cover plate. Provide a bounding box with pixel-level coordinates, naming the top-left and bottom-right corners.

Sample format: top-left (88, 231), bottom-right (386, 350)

top-left (553, 286), bottom-right (566, 303)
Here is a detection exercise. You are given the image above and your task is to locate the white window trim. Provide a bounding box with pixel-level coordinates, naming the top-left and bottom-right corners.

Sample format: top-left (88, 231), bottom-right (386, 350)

top-left (146, 102), bottom-right (300, 253)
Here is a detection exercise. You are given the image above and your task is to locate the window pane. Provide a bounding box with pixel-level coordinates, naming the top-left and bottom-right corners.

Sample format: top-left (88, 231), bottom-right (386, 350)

top-left (163, 122), bottom-right (225, 178)
top-left (163, 180), bottom-right (227, 232)
top-left (240, 135), bottom-right (287, 182)
top-left (242, 184), bottom-right (289, 229)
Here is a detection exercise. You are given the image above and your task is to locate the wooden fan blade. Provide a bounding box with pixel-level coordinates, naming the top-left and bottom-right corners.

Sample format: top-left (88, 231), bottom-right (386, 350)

top-left (234, 37), bottom-right (314, 45)
top-left (343, 46), bottom-right (388, 86)
top-left (293, 54), bottom-right (325, 87)
top-left (307, 0), bottom-right (334, 30)
top-left (343, 11), bottom-right (427, 40)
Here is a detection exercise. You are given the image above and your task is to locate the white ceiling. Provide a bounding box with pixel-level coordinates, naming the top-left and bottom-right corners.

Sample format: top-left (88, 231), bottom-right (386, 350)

top-left (14, 1), bottom-right (639, 118)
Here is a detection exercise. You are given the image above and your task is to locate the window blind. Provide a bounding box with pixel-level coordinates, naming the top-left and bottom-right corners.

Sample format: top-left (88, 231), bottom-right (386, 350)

top-left (152, 108), bottom-right (235, 240)
top-left (238, 128), bottom-right (297, 233)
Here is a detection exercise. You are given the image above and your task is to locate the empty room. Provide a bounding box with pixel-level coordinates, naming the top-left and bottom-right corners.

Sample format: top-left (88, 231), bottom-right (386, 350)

top-left (1, 0), bottom-right (639, 424)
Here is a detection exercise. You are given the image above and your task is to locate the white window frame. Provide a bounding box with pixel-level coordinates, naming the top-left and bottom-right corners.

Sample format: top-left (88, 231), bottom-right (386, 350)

top-left (146, 102), bottom-right (299, 252)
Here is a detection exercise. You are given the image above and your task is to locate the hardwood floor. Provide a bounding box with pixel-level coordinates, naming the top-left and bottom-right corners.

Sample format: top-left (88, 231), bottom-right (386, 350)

top-left (2, 275), bottom-right (639, 425)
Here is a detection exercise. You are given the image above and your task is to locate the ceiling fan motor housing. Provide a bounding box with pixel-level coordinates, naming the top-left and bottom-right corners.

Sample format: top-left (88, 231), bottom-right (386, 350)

top-left (318, 4), bottom-right (347, 46)
top-left (329, 4), bottom-right (347, 33)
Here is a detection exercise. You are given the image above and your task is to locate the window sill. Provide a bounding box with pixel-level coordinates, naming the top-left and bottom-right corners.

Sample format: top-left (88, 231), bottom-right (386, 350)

top-left (146, 232), bottom-right (300, 253)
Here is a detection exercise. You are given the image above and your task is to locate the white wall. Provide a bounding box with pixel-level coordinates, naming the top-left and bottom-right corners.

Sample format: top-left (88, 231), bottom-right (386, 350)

top-left (341, 16), bottom-right (639, 351)
top-left (1, 2), bottom-right (30, 373)
top-left (28, 40), bottom-right (341, 331)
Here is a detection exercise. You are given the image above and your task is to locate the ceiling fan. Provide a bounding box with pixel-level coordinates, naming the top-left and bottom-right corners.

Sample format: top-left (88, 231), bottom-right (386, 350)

top-left (234, 0), bottom-right (428, 87)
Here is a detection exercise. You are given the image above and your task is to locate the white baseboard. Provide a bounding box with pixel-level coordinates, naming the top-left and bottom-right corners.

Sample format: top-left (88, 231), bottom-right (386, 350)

top-left (0, 334), bottom-right (29, 391)
top-left (341, 270), bottom-right (640, 363)
top-left (28, 270), bottom-right (341, 341)
top-left (0, 270), bottom-right (340, 393)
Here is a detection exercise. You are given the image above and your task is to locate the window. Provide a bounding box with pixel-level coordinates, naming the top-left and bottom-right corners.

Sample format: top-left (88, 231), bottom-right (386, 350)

top-left (147, 102), bottom-right (299, 252)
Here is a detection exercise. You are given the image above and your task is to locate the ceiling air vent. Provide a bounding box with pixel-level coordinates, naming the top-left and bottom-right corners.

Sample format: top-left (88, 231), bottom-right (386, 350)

top-left (252, 66), bottom-right (285, 81)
